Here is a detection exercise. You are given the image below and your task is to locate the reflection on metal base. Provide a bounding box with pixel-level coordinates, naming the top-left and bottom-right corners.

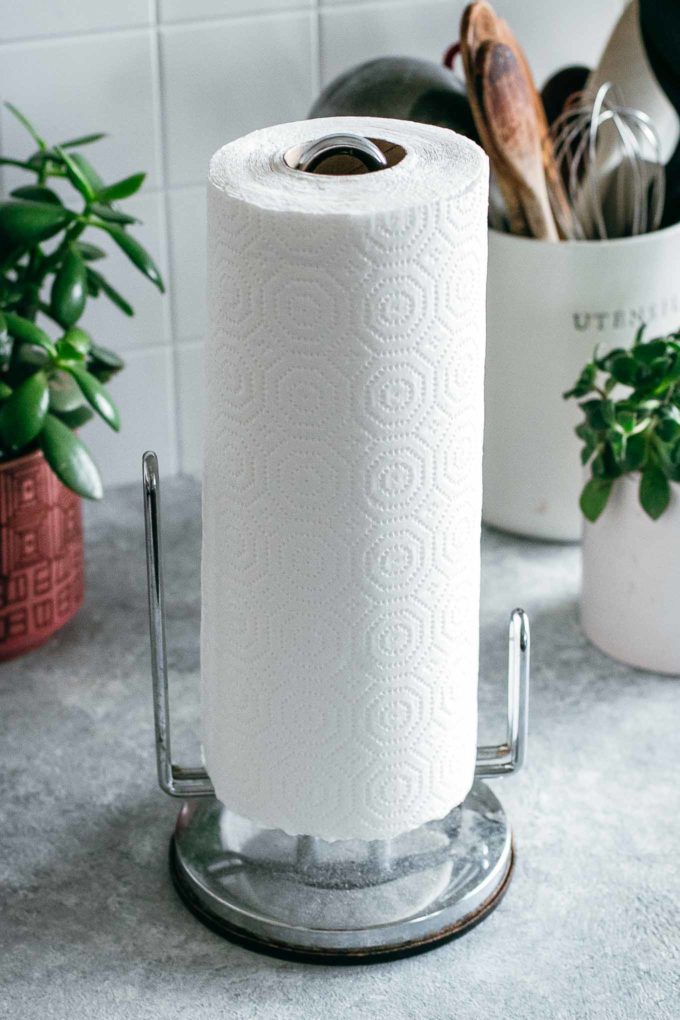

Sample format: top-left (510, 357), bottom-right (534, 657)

top-left (170, 780), bottom-right (513, 963)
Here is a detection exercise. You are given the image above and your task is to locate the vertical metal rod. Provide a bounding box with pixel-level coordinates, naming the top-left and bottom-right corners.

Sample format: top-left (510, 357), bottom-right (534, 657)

top-left (296, 835), bottom-right (320, 869)
top-left (368, 839), bottom-right (392, 872)
top-left (508, 608), bottom-right (530, 771)
top-left (475, 608), bottom-right (530, 778)
top-left (143, 451), bottom-right (214, 798)
top-left (143, 451), bottom-right (173, 795)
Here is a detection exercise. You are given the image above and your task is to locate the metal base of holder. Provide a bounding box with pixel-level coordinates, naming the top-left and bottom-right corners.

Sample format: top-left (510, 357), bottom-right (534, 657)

top-left (169, 780), bottom-right (513, 964)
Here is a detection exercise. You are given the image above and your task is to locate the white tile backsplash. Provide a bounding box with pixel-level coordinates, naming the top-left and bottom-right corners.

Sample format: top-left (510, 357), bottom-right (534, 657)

top-left (166, 187), bottom-right (208, 343)
top-left (0, 30), bottom-right (161, 191)
top-left (160, 13), bottom-right (315, 187)
top-left (175, 341), bottom-right (205, 478)
top-left (320, 1), bottom-right (458, 83)
top-left (159, 0), bottom-right (313, 23)
top-left (1, 0), bottom-right (153, 41)
top-left (0, 0), bottom-right (624, 486)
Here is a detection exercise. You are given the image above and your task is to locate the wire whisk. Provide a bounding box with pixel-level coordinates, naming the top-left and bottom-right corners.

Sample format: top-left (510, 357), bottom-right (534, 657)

top-left (551, 82), bottom-right (665, 240)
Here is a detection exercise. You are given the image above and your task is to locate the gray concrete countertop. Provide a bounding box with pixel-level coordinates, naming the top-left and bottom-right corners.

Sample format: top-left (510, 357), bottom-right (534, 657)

top-left (2, 478), bottom-right (678, 1019)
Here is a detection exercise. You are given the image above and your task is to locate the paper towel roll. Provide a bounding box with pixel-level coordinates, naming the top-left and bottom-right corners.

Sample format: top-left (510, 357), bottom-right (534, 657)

top-left (203, 116), bottom-right (488, 841)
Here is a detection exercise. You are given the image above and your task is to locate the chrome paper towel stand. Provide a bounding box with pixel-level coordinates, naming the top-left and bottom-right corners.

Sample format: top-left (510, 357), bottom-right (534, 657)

top-left (142, 451), bottom-right (530, 963)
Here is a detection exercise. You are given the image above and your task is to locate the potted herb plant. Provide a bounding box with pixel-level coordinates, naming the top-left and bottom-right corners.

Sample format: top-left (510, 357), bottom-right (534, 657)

top-left (0, 105), bottom-right (164, 660)
top-left (565, 328), bottom-right (680, 674)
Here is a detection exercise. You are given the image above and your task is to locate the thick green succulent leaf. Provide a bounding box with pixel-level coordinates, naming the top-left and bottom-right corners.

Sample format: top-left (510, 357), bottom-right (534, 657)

top-left (60, 131), bottom-right (107, 149)
top-left (50, 248), bottom-right (87, 327)
top-left (5, 103), bottom-right (45, 149)
top-left (88, 344), bottom-right (124, 373)
top-left (70, 152), bottom-right (104, 194)
top-left (87, 343), bottom-right (125, 382)
top-left (0, 200), bottom-right (72, 245)
top-left (54, 145), bottom-right (95, 201)
top-left (75, 241), bottom-right (105, 261)
top-left (96, 172), bottom-right (145, 203)
top-left (13, 343), bottom-right (51, 371)
top-left (66, 364), bottom-right (120, 431)
top-left (10, 185), bottom-right (62, 206)
top-left (4, 313), bottom-right (57, 357)
top-left (53, 405), bottom-right (94, 429)
top-left (0, 370), bottom-right (49, 450)
top-left (40, 413), bottom-right (103, 500)
top-left (97, 223), bottom-right (164, 292)
top-left (86, 268), bottom-right (133, 316)
top-left (55, 337), bottom-right (86, 365)
top-left (62, 326), bottom-right (92, 355)
top-left (90, 203), bottom-right (138, 226)
top-left (48, 370), bottom-right (85, 414)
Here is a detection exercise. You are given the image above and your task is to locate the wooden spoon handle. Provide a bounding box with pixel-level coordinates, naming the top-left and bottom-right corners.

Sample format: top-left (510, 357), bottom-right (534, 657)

top-left (506, 33), bottom-right (571, 237)
top-left (460, 1), bottom-right (528, 235)
top-left (479, 41), bottom-right (559, 241)
top-left (461, 1), bottom-right (569, 238)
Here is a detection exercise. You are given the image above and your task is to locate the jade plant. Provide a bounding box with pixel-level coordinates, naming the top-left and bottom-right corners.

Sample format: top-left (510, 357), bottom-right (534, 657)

top-left (564, 327), bottom-right (680, 522)
top-left (0, 104), bottom-right (164, 499)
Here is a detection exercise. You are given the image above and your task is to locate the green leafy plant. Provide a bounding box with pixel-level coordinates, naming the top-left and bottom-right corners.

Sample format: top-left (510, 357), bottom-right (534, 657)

top-left (564, 326), bottom-right (680, 523)
top-left (0, 104), bottom-right (164, 499)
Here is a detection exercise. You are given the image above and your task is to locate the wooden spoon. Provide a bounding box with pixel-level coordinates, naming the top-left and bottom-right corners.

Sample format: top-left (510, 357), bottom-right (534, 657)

top-left (461, 1), bottom-right (571, 237)
top-left (479, 41), bottom-right (559, 241)
top-left (461, 1), bottom-right (528, 234)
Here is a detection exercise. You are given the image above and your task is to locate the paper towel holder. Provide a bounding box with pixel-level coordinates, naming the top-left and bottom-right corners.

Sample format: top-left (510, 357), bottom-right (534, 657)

top-left (292, 132), bottom-right (389, 174)
top-left (143, 450), bottom-right (530, 963)
top-left (282, 130), bottom-right (410, 176)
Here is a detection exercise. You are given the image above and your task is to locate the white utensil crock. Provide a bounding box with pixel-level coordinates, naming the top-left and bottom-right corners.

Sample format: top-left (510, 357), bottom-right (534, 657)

top-left (581, 476), bottom-right (680, 675)
top-left (483, 222), bottom-right (680, 541)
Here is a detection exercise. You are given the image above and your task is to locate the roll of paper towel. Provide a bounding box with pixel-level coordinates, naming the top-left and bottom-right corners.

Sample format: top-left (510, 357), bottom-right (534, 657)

top-left (203, 116), bottom-right (488, 841)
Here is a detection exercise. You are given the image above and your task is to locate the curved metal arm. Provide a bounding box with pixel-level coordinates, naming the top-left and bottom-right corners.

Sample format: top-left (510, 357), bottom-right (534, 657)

top-left (143, 451), bottom-right (214, 798)
top-left (475, 609), bottom-right (530, 779)
top-left (143, 451), bottom-right (529, 799)
top-left (295, 133), bottom-right (388, 174)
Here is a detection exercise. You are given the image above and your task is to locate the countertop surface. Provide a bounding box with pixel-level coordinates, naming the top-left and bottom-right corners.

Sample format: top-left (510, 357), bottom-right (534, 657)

top-left (1, 478), bottom-right (678, 1020)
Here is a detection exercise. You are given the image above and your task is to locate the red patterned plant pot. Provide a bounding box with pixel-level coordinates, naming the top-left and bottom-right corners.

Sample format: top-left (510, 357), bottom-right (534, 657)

top-left (0, 449), bottom-right (84, 662)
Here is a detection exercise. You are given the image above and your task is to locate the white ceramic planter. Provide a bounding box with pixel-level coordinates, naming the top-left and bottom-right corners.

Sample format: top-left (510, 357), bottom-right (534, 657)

top-left (581, 475), bottom-right (680, 675)
top-left (483, 221), bottom-right (680, 541)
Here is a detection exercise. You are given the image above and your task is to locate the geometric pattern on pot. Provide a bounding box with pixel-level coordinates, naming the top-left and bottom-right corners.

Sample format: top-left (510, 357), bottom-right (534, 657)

top-left (0, 450), bottom-right (83, 660)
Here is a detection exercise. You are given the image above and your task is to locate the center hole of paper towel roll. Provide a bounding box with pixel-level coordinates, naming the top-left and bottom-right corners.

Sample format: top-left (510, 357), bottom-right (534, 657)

top-left (284, 138), bottom-right (406, 176)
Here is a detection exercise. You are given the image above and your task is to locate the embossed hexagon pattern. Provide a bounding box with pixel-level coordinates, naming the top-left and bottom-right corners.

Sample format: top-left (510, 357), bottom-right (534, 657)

top-left (203, 120), bottom-right (487, 840)
top-left (363, 436), bottom-right (434, 520)
top-left (361, 602), bottom-right (432, 674)
top-left (359, 352), bottom-right (435, 436)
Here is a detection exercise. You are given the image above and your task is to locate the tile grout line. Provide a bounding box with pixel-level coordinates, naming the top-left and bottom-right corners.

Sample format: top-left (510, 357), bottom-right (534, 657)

top-left (151, 0), bottom-right (182, 478)
top-left (0, 3), bottom-right (327, 49)
top-left (0, 23), bottom-right (155, 49)
top-left (156, 2), bottom-right (318, 32)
